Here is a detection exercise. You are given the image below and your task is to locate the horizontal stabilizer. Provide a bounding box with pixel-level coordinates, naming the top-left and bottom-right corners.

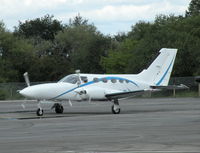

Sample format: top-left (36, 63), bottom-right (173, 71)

top-left (151, 84), bottom-right (189, 90)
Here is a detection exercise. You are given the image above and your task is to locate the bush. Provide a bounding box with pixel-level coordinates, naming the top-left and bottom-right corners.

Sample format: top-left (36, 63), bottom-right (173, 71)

top-left (0, 89), bottom-right (6, 100)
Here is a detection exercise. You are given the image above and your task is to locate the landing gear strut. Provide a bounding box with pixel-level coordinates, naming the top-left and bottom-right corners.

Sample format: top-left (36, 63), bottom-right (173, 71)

top-left (111, 99), bottom-right (121, 114)
top-left (36, 101), bottom-right (44, 116)
top-left (51, 103), bottom-right (64, 114)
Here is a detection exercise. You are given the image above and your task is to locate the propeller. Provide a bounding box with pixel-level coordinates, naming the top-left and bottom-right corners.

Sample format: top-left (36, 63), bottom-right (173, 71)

top-left (68, 99), bottom-right (72, 107)
top-left (23, 72), bottom-right (30, 87)
top-left (88, 95), bottom-right (92, 104)
top-left (75, 69), bottom-right (81, 86)
top-left (21, 101), bottom-right (26, 109)
top-left (20, 72), bottom-right (30, 109)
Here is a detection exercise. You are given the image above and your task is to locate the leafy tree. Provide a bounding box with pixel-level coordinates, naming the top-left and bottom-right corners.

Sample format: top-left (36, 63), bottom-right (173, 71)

top-left (128, 21), bottom-right (153, 41)
top-left (28, 55), bottom-right (73, 81)
top-left (1, 1), bottom-right (200, 84)
top-left (186, 0), bottom-right (200, 17)
top-left (14, 14), bottom-right (63, 41)
top-left (101, 39), bottom-right (138, 73)
top-left (103, 14), bottom-right (200, 76)
top-left (0, 26), bottom-right (36, 82)
top-left (0, 20), bottom-right (5, 33)
top-left (69, 14), bottom-right (89, 27)
top-left (114, 32), bottom-right (127, 42)
top-left (55, 15), bottom-right (110, 74)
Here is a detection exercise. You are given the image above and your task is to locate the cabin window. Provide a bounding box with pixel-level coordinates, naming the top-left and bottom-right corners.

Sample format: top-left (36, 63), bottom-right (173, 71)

top-left (93, 78), bottom-right (99, 82)
top-left (102, 78), bottom-right (108, 83)
top-left (125, 80), bottom-right (129, 83)
top-left (81, 76), bottom-right (88, 83)
top-left (111, 79), bottom-right (117, 83)
top-left (119, 79), bottom-right (124, 83)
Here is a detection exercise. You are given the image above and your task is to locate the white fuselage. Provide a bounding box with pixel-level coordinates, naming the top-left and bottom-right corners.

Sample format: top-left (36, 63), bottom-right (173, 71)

top-left (19, 74), bottom-right (150, 101)
top-left (19, 48), bottom-right (178, 102)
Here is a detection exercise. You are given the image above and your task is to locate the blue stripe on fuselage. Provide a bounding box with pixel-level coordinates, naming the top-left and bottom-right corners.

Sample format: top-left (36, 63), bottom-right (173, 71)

top-left (50, 76), bottom-right (139, 100)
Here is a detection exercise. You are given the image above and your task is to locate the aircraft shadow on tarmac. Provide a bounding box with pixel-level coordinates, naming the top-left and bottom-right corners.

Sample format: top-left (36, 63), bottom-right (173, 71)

top-left (0, 108), bottom-right (186, 120)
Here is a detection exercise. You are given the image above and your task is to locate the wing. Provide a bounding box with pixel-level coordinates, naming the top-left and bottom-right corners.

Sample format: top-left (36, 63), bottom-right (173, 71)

top-left (105, 84), bottom-right (188, 100)
top-left (105, 90), bottom-right (145, 100)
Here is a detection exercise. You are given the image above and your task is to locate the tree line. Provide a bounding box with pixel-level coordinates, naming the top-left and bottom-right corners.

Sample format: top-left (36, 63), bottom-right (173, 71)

top-left (0, 0), bottom-right (200, 82)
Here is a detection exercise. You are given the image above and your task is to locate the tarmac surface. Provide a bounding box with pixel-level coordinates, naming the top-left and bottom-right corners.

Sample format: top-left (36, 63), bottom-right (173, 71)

top-left (0, 98), bottom-right (200, 153)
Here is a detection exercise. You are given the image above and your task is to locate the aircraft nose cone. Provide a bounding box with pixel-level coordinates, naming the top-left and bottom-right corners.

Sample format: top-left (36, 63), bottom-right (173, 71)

top-left (19, 86), bottom-right (38, 99)
top-left (19, 88), bottom-right (31, 97)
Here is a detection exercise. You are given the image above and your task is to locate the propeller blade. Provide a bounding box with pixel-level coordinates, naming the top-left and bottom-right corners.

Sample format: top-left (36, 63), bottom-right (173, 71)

top-left (75, 69), bottom-right (81, 86)
top-left (21, 100), bottom-right (27, 109)
top-left (88, 96), bottom-right (91, 104)
top-left (68, 99), bottom-right (72, 107)
top-left (21, 103), bottom-right (26, 109)
top-left (23, 72), bottom-right (30, 87)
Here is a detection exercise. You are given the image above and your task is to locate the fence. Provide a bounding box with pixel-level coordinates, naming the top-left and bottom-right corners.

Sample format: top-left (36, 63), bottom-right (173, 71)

top-left (0, 82), bottom-right (50, 100)
top-left (0, 77), bottom-right (199, 100)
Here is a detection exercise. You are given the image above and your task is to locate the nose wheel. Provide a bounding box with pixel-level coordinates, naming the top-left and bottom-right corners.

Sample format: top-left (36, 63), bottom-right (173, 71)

top-left (111, 99), bottom-right (121, 114)
top-left (36, 108), bottom-right (44, 116)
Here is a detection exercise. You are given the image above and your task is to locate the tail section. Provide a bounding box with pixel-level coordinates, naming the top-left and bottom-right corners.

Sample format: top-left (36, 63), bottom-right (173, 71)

top-left (138, 48), bottom-right (177, 86)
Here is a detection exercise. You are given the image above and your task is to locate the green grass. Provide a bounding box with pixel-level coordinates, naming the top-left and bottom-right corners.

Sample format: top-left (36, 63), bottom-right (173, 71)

top-left (173, 91), bottom-right (199, 97)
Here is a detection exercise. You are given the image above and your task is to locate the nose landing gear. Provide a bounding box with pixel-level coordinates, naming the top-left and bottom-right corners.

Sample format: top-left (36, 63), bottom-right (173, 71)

top-left (36, 108), bottom-right (44, 116)
top-left (36, 101), bottom-right (44, 116)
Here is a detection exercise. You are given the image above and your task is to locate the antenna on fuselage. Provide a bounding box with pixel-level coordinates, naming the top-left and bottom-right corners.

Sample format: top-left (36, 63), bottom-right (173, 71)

top-left (75, 69), bottom-right (81, 86)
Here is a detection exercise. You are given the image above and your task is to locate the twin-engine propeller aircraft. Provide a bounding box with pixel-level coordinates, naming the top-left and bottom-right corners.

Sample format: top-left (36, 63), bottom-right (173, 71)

top-left (19, 48), bottom-right (186, 116)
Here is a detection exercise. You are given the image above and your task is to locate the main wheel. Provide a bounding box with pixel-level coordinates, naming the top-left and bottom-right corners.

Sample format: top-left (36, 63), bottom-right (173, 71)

top-left (55, 104), bottom-right (64, 114)
top-left (36, 108), bottom-right (44, 116)
top-left (111, 105), bottom-right (120, 114)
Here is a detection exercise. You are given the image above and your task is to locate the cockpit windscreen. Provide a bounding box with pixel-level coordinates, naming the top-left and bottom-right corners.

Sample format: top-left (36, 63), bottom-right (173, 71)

top-left (58, 75), bottom-right (79, 84)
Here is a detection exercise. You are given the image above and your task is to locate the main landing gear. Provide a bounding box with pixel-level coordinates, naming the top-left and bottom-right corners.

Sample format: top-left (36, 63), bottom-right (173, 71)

top-left (111, 99), bottom-right (121, 114)
top-left (36, 102), bottom-right (64, 116)
top-left (51, 103), bottom-right (64, 114)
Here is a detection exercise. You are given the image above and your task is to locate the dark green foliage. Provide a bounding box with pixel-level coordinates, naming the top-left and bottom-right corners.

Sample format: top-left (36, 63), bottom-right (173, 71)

top-left (69, 14), bottom-right (89, 27)
top-left (0, 1), bottom-right (200, 83)
top-left (0, 89), bottom-right (6, 100)
top-left (0, 23), bottom-right (35, 82)
top-left (102, 14), bottom-right (200, 76)
top-left (14, 14), bottom-right (63, 41)
top-left (55, 16), bottom-right (110, 74)
top-left (1, 15), bottom-right (111, 82)
top-left (186, 0), bottom-right (200, 17)
top-left (101, 39), bottom-right (137, 73)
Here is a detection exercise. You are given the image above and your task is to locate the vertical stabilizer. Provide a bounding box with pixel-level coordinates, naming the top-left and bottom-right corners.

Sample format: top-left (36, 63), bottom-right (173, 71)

top-left (138, 48), bottom-right (177, 86)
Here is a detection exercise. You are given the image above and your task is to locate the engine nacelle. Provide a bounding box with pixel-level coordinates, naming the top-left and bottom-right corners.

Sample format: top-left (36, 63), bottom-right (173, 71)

top-left (86, 87), bottom-right (106, 100)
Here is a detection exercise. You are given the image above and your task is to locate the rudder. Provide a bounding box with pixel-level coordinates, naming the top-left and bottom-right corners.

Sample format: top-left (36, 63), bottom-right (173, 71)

top-left (137, 48), bottom-right (177, 86)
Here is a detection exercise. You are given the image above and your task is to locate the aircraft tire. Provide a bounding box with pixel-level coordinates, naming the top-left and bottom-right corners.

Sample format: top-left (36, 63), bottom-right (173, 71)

top-left (36, 108), bottom-right (44, 116)
top-left (111, 105), bottom-right (120, 114)
top-left (55, 104), bottom-right (64, 114)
